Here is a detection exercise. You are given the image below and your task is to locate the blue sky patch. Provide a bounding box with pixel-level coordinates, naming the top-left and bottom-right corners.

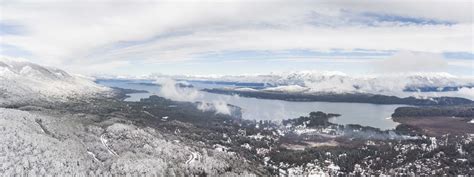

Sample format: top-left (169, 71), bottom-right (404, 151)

top-left (0, 22), bottom-right (26, 35)
top-left (361, 12), bottom-right (455, 26)
top-left (443, 52), bottom-right (474, 60)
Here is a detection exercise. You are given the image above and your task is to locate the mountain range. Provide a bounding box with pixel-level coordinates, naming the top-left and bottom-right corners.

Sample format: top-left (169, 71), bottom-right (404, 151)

top-left (97, 71), bottom-right (474, 100)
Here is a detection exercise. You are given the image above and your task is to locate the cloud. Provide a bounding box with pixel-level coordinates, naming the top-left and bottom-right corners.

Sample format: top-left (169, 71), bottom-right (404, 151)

top-left (456, 87), bottom-right (474, 100)
top-left (154, 77), bottom-right (232, 115)
top-left (374, 51), bottom-right (448, 73)
top-left (154, 78), bottom-right (200, 102)
top-left (0, 0), bottom-right (472, 74)
top-left (197, 101), bottom-right (231, 115)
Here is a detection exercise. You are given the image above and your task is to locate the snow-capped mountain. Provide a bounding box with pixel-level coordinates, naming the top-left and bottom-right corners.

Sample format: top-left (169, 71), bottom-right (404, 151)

top-left (156, 71), bottom-right (474, 99)
top-left (111, 71), bottom-right (472, 92)
top-left (0, 57), bottom-right (110, 106)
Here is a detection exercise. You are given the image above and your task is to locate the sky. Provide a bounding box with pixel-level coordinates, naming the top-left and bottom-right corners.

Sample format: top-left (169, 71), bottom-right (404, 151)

top-left (0, 0), bottom-right (473, 76)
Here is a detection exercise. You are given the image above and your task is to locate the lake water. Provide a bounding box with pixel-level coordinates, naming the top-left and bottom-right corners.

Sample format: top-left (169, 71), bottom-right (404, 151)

top-left (98, 80), bottom-right (403, 130)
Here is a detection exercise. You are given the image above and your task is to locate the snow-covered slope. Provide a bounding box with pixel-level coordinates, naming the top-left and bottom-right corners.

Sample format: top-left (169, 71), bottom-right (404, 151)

top-left (0, 108), bottom-right (244, 175)
top-left (0, 57), bottom-right (110, 106)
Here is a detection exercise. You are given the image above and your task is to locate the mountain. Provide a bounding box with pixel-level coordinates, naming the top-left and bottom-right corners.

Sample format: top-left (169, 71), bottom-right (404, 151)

top-left (0, 57), bottom-right (110, 106)
top-left (157, 71), bottom-right (474, 99)
top-left (0, 57), bottom-right (251, 175)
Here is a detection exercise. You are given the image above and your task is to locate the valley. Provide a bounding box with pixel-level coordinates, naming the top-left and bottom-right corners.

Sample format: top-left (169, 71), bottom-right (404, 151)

top-left (3, 86), bottom-right (473, 175)
top-left (2, 1), bottom-right (473, 175)
top-left (0, 59), bottom-right (473, 175)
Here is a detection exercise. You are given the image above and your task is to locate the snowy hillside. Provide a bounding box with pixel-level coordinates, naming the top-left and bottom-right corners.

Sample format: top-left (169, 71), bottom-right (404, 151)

top-left (0, 57), bottom-right (110, 106)
top-left (0, 108), bottom-right (244, 175)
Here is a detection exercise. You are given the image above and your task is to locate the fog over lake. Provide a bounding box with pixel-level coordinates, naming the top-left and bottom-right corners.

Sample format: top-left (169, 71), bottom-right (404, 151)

top-left (99, 80), bottom-right (402, 130)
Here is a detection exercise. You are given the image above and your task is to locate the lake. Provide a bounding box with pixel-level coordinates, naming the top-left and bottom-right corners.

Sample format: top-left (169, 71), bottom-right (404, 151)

top-left (98, 80), bottom-right (403, 130)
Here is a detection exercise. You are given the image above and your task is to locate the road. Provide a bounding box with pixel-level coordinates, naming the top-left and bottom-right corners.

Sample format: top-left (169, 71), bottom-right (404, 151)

top-left (185, 151), bottom-right (201, 164)
top-left (100, 134), bottom-right (118, 156)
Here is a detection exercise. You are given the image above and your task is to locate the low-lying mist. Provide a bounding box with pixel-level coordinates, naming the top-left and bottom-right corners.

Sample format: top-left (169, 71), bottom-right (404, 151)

top-left (154, 78), bottom-right (232, 115)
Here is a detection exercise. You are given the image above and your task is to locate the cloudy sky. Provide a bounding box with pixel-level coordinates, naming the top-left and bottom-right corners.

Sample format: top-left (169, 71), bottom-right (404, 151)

top-left (0, 0), bottom-right (473, 76)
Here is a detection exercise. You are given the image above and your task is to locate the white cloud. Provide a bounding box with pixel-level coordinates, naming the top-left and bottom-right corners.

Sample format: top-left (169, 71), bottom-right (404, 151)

top-left (326, 0), bottom-right (473, 23)
top-left (153, 77), bottom-right (232, 114)
top-left (154, 77), bottom-right (200, 102)
top-left (456, 87), bottom-right (474, 100)
top-left (374, 51), bottom-right (448, 73)
top-left (197, 101), bottom-right (231, 115)
top-left (0, 0), bottom-right (472, 74)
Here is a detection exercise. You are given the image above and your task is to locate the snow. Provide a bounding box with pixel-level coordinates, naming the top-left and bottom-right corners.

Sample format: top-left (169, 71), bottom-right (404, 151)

top-left (0, 108), bottom-right (243, 175)
top-left (87, 151), bottom-right (101, 162)
top-left (100, 134), bottom-right (118, 156)
top-left (327, 163), bottom-right (340, 171)
top-left (294, 128), bottom-right (319, 135)
top-left (95, 68), bottom-right (474, 100)
top-left (248, 133), bottom-right (265, 140)
top-left (256, 148), bottom-right (270, 155)
top-left (263, 85), bottom-right (309, 93)
top-left (142, 111), bottom-right (156, 118)
top-left (185, 152), bottom-right (202, 164)
top-left (0, 56), bottom-right (110, 106)
top-left (241, 143), bottom-right (252, 150)
top-left (235, 87), bottom-right (258, 92)
top-left (469, 119), bottom-right (474, 124)
top-left (285, 163), bottom-right (326, 176)
top-left (157, 70), bottom-right (474, 99)
top-left (0, 108), bottom-right (98, 174)
top-left (213, 144), bottom-right (230, 152)
top-left (96, 69), bottom-right (474, 100)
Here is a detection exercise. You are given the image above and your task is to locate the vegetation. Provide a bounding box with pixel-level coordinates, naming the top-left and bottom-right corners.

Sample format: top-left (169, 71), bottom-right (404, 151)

top-left (203, 88), bottom-right (473, 106)
top-left (392, 105), bottom-right (474, 118)
top-left (3, 86), bottom-right (473, 175)
top-left (282, 111), bottom-right (340, 127)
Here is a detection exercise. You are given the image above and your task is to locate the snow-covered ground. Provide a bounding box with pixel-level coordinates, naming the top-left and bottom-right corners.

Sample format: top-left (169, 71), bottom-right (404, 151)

top-left (0, 58), bottom-right (253, 175)
top-left (0, 108), bottom-right (245, 175)
top-left (0, 108), bottom-right (98, 174)
top-left (0, 56), bottom-right (110, 106)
